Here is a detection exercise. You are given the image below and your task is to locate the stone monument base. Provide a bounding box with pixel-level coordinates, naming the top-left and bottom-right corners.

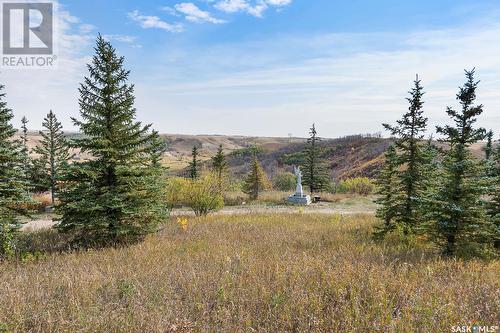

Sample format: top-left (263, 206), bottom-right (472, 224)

top-left (287, 194), bottom-right (312, 205)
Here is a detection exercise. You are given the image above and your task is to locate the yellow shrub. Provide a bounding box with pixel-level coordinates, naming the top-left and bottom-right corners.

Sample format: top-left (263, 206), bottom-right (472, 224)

top-left (336, 177), bottom-right (375, 196)
top-left (166, 175), bottom-right (224, 216)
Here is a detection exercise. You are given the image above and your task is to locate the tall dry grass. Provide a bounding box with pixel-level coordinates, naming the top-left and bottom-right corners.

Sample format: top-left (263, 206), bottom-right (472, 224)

top-left (1, 214), bottom-right (498, 332)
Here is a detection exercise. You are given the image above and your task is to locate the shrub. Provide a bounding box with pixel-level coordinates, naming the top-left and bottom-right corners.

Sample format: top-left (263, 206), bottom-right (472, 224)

top-left (336, 177), bottom-right (375, 196)
top-left (165, 177), bottom-right (189, 209)
top-left (184, 175), bottom-right (224, 216)
top-left (273, 172), bottom-right (297, 192)
top-left (166, 175), bottom-right (224, 216)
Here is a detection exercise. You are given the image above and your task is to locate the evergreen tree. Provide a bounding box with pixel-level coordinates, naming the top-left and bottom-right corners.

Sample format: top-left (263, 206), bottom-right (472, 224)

top-left (414, 135), bottom-right (441, 237)
top-left (242, 155), bottom-right (270, 200)
top-left (434, 69), bottom-right (488, 256)
top-left (211, 144), bottom-right (228, 192)
top-left (28, 157), bottom-right (50, 194)
top-left (382, 76), bottom-right (430, 235)
top-left (484, 130), bottom-right (493, 160)
top-left (149, 130), bottom-right (167, 167)
top-left (20, 116), bottom-right (31, 182)
top-left (374, 145), bottom-right (399, 236)
top-left (33, 110), bottom-right (72, 205)
top-left (20, 116), bottom-right (29, 157)
top-left (302, 124), bottom-right (330, 194)
top-left (189, 146), bottom-right (199, 180)
top-left (486, 139), bottom-right (499, 248)
top-left (420, 135), bottom-right (440, 201)
top-left (57, 35), bottom-right (166, 247)
top-left (0, 85), bottom-right (31, 257)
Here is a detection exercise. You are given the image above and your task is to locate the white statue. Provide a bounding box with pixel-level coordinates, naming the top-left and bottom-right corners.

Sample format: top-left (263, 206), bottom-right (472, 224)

top-left (288, 165), bottom-right (311, 205)
top-left (294, 166), bottom-right (304, 197)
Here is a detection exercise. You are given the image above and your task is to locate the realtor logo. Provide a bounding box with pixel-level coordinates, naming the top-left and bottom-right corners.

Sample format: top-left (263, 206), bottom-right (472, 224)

top-left (2, 2), bottom-right (53, 54)
top-left (1, 1), bottom-right (56, 68)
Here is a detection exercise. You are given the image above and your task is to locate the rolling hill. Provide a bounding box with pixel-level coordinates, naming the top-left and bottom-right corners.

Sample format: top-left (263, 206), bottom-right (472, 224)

top-left (20, 131), bottom-right (492, 181)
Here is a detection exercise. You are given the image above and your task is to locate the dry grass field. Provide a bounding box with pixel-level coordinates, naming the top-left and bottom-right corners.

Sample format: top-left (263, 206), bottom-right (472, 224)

top-left (1, 213), bottom-right (499, 332)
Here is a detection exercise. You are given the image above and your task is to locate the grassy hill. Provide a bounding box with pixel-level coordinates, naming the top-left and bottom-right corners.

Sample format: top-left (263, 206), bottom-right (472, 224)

top-left (20, 131), bottom-right (492, 181)
top-left (159, 134), bottom-right (397, 180)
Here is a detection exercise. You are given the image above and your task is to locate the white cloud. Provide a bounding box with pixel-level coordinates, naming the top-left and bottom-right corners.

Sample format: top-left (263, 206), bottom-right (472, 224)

top-left (128, 10), bottom-right (183, 32)
top-left (174, 3), bottom-right (225, 24)
top-left (103, 34), bottom-right (143, 48)
top-left (79, 23), bottom-right (95, 34)
top-left (266, 0), bottom-right (291, 5)
top-left (103, 34), bottom-right (137, 44)
top-left (161, 6), bottom-right (181, 17)
top-left (214, 0), bottom-right (290, 17)
top-left (214, 0), bottom-right (248, 13)
top-left (246, 1), bottom-right (267, 18)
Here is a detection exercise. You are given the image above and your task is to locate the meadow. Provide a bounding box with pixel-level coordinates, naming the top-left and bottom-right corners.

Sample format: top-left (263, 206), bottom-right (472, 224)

top-left (1, 213), bottom-right (498, 332)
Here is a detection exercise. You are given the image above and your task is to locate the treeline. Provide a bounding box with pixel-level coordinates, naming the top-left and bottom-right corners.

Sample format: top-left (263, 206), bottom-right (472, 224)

top-left (375, 71), bottom-right (499, 257)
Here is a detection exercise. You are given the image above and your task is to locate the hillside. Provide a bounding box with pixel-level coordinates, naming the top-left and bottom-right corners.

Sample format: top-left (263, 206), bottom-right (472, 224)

top-left (217, 135), bottom-right (393, 180)
top-left (20, 131), bottom-right (492, 181)
top-left (155, 134), bottom-right (493, 179)
top-left (20, 132), bottom-right (391, 179)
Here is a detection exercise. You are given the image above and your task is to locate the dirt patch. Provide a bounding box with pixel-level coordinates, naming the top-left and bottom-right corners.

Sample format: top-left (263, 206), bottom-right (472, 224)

top-left (22, 219), bottom-right (57, 231)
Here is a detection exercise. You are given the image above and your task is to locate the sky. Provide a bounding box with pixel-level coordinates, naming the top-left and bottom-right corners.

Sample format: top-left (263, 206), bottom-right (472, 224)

top-left (1, 0), bottom-right (500, 138)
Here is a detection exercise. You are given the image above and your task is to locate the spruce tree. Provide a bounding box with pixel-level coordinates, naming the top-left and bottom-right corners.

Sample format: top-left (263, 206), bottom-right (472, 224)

top-left (57, 35), bottom-right (166, 246)
top-left (374, 145), bottom-right (399, 236)
top-left (20, 116), bottom-right (29, 157)
top-left (149, 130), bottom-right (167, 167)
top-left (0, 85), bottom-right (31, 257)
top-left (20, 116), bottom-right (31, 183)
top-left (29, 157), bottom-right (49, 193)
top-left (211, 144), bottom-right (228, 193)
top-left (420, 135), bottom-right (440, 207)
top-left (302, 124), bottom-right (330, 194)
top-left (484, 130), bottom-right (493, 160)
top-left (189, 146), bottom-right (199, 180)
top-left (434, 69), bottom-right (488, 256)
top-left (486, 139), bottom-right (499, 248)
top-left (382, 76), bottom-right (430, 235)
top-left (242, 155), bottom-right (270, 200)
top-left (33, 110), bottom-right (71, 205)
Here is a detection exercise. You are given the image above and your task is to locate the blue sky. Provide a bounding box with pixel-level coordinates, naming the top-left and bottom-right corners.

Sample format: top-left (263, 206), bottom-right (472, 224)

top-left (3, 0), bottom-right (500, 137)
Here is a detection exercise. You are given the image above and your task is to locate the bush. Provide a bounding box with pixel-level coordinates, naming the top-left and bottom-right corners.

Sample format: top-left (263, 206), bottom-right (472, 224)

top-left (335, 177), bottom-right (375, 196)
top-left (273, 172), bottom-right (297, 192)
top-left (165, 177), bottom-right (189, 209)
top-left (166, 175), bottom-right (224, 216)
top-left (184, 175), bottom-right (224, 216)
